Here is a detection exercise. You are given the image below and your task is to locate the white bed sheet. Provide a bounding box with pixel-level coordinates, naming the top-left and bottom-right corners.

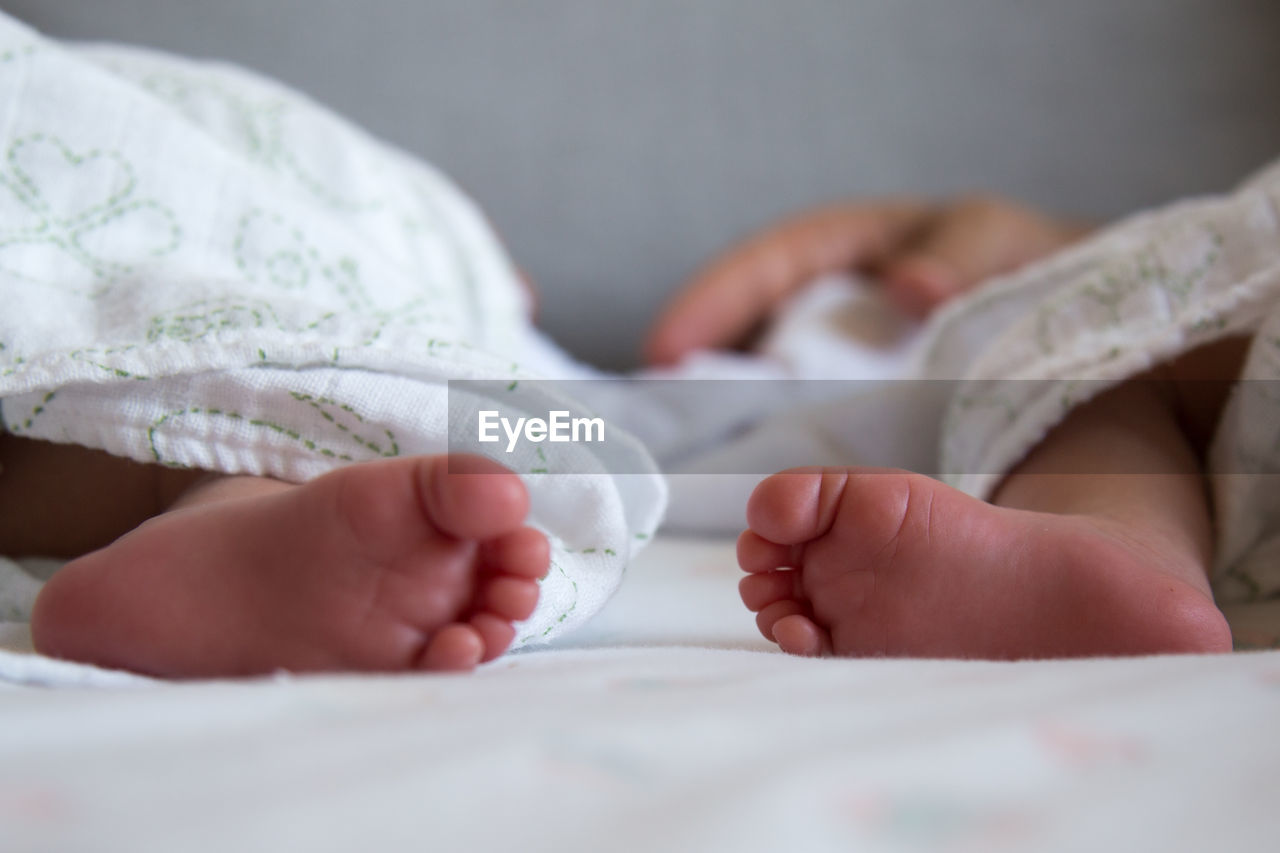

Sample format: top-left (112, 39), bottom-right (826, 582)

top-left (3, 536), bottom-right (1280, 853)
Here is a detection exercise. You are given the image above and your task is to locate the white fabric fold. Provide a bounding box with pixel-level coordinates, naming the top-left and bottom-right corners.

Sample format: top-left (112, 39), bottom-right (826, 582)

top-left (919, 161), bottom-right (1280, 599)
top-left (0, 13), bottom-right (665, 649)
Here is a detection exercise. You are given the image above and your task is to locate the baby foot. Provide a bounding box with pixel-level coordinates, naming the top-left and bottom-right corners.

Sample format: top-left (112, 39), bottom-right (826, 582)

top-left (31, 455), bottom-right (548, 677)
top-left (737, 468), bottom-right (1232, 659)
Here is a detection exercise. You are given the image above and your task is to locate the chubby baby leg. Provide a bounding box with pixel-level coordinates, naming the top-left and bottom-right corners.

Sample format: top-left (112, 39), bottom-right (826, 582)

top-left (738, 342), bottom-right (1247, 659)
top-left (0, 434), bottom-right (205, 559)
top-left (14, 443), bottom-right (548, 677)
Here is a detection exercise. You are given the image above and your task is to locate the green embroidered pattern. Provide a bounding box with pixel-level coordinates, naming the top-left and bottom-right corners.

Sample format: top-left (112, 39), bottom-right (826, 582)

top-left (0, 133), bottom-right (181, 293)
top-left (69, 346), bottom-right (150, 380)
top-left (146, 392), bottom-right (399, 466)
top-left (148, 299), bottom-right (296, 343)
top-left (6, 390), bottom-right (54, 432)
top-left (233, 207), bottom-right (373, 311)
top-left (952, 388), bottom-right (1019, 427)
top-left (0, 339), bottom-right (18, 378)
top-left (0, 43), bottom-right (36, 66)
top-left (288, 391), bottom-right (400, 457)
top-left (144, 295), bottom-right (449, 357)
top-left (1034, 225), bottom-right (1224, 356)
top-left (519, 558), bottom-right (581, 644)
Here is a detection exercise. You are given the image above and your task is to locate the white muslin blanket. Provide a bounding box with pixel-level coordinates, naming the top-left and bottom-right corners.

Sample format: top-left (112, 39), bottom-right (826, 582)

top-left (922, 159), bottom-right (1280, 601)
top-left (632, 160), bottom-right (1280, 606)
top-left (0, 13), bottom-right (665, 648)
top-left (660, 156), bottom-right (1280, 598)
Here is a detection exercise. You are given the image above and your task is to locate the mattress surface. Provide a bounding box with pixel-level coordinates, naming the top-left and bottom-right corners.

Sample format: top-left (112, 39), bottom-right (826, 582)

top-left (4, 537), bottom-right (1280, 852)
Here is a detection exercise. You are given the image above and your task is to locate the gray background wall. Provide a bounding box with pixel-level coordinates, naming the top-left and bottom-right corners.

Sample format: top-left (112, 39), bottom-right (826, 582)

top-left (8, 0), bottom-right (1280, 367)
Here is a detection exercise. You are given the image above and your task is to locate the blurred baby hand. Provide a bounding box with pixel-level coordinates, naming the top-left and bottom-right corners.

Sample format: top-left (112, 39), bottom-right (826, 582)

top-left (644, 195), bottom-right (1090, 365)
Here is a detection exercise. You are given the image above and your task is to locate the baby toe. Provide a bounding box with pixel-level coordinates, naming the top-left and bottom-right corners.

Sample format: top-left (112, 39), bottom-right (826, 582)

top-left (416, 623), bottom-right (485, 671)
top-left (755, 598), bottom-right (807, 643)
top-left (738, 570), bottom-right (803, 611)
top-left (470, 613), bottom-right (517, 663)
top-left (480, 576), bottom-right (540, 622)
top-left (481, 526), bottom-right (550, 579)
top-left (772, 614), bottom-right (831, 657)
top-left (737, 529), bottom-right (797, 573)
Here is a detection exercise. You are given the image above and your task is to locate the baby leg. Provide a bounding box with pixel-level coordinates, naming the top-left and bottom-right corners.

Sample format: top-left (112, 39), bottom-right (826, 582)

top-left (7, 438), bottom-right (548, 676)
top-left (737, 340), bottom-right (1245, 659)
top-left (0, 434), bottom-right (205, 558)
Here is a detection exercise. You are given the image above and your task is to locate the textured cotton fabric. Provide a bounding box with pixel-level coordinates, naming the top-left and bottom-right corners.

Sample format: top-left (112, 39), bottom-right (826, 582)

top-left (0, 13), bottom-right (666, 647)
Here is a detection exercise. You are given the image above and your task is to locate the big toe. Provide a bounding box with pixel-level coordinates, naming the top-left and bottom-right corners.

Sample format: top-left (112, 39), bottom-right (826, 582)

top-left (746, 467), bottom-right (848, 545)
top-left (423, 455), bottom-right (530, 540)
